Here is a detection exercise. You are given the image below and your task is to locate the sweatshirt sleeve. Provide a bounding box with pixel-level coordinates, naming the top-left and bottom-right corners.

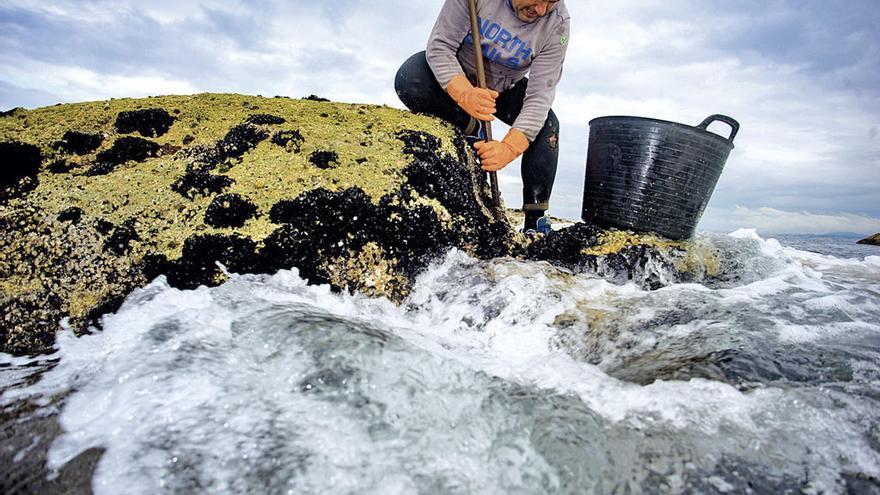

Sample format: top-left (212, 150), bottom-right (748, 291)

top-left (426, 0), bottom-right (469, 90)
top-left (513, 19), bottom-right (570, 141)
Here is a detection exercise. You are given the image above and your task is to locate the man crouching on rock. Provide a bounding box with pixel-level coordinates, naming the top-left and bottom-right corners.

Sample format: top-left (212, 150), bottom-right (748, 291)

top-left (396, 0), bottom-right (570, 231)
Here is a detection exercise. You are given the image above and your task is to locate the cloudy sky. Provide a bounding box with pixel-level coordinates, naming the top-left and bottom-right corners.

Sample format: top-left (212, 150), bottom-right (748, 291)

top-left (2, 0), bottom-right (878, 234)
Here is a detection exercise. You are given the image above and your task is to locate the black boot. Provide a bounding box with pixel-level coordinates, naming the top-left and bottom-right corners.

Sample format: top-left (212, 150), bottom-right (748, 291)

top-left (524, 210), bottom-right (543, 232)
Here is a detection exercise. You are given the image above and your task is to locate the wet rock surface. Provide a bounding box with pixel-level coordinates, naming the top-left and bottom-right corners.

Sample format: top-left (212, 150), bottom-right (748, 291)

top-left (398, 130), bottom-right (512, 260)
top-left (264, 186), bottom-right (455, 290)
top-left (0, 383), bottom-right (105, 495)
top-left (522, 222), bottom-right (718, 290)
top-left (0, 93), bottom-right (710, 356)
top-left (145, 234), bottom-right (260, 290)
top-left (524, 222), bottom-right (604, 268)
top-left (857, 233), bottom-right (880, 246)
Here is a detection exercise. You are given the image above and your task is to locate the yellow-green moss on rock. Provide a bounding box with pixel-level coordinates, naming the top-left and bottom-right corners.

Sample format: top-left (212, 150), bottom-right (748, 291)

top-left (0, 93), bottom-right (510, 355)
top-left (1, 94), bottom-right (459, 257)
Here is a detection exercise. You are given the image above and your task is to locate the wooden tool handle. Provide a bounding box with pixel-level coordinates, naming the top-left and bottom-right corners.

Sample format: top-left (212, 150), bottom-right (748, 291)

top-left (466, 0), bottom-right (501, 210)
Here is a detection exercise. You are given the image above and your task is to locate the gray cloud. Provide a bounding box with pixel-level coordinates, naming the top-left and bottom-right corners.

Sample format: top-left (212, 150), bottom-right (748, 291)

top-left (544, 0), bottom-right (880, 231)
top-left (1, 0), bottom-right (878, 234)
top-left (701, 206), bottom-right (880, 235)
top-left (0, 79), bottom-right (60, 108)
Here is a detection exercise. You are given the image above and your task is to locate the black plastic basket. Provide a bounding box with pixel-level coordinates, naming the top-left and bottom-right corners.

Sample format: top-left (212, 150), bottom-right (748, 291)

top-left (581, 114), bottom-right (739, 240)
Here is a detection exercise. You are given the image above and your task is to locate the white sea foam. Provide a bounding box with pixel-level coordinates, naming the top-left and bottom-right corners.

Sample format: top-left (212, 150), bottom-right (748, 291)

top-left (2, 233), bottom-right (879, 493)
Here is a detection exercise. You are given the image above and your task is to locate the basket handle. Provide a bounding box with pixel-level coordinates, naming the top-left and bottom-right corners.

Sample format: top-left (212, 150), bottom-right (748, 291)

top-left (697, 114), bottom-right (739, 143)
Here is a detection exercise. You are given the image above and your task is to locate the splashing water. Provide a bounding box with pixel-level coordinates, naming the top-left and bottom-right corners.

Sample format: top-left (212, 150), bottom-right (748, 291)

top-left (2, 230), bottom-right (879, 494)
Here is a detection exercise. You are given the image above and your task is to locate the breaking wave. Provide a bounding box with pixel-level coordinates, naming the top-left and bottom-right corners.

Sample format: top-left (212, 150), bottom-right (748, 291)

top-left (2, 230), bottom-right (879, 493)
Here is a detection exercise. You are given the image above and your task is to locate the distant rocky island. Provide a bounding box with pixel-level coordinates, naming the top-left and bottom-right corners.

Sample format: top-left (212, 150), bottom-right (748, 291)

top-left (857, 233), bottom-right (880, 246)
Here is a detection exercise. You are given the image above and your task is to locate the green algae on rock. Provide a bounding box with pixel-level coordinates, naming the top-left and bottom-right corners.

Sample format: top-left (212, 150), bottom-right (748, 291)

top-left (0, 93), bottom-right (508, 355)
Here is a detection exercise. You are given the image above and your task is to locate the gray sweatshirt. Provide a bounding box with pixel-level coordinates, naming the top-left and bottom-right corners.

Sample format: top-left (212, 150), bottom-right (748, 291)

top-left (426, 0), bottom-right (570, 141)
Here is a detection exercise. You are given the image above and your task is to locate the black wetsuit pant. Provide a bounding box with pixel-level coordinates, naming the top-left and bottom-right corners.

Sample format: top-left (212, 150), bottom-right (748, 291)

top-left (394, 51), bottom-right (559, 213)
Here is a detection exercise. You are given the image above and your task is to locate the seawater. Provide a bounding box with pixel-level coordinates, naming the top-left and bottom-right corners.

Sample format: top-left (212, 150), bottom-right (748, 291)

top-left (765, 233), bottom-right (878, 259)
top-left (1, 230), bottom-right (879, 494)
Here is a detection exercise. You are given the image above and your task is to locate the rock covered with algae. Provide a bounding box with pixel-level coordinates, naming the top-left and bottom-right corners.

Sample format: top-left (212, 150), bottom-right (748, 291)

top-left (0, 93), bottom-right (514, 354)
top-left (520, 223), bottom-right (719, 289)
top-left (0, 93), bottom-right (717, 355)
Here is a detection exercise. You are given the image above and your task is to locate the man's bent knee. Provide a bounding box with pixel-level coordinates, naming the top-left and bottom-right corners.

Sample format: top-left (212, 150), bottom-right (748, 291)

top-left (395, 52), bottom-right (431, 112)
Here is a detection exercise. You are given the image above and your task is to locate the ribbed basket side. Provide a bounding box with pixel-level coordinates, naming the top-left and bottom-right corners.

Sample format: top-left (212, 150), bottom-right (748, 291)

top-left (582, 119), bottom-right (732, 240)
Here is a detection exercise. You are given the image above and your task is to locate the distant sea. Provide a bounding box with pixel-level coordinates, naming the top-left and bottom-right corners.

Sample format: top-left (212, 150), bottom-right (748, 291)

top-left (766, 233), bottom-right (878, 259)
